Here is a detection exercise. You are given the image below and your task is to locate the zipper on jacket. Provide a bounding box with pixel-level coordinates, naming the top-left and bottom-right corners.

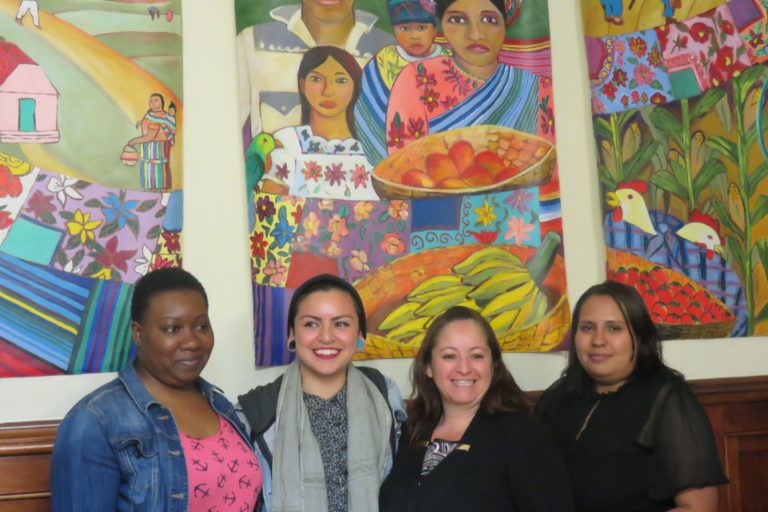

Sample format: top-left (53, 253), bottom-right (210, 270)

top-left (575, 400), bottom-right (601, 441)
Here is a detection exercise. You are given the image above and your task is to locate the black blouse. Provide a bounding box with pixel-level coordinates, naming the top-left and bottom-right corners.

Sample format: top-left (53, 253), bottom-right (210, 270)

top-left (534, 370), bottom-right (728, 512)
top-left (379, 410), bottom-right (574, 512)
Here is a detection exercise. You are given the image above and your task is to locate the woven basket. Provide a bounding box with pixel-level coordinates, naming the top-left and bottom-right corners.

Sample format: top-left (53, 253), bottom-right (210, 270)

top-left (607, 249), bottom-right (735, 339)
top-left (353, 244), bottom-right (570, 360)
top-left (371, 125), bottom-right (556, 200)
top-left (120, 145), bottom-right (138, 167)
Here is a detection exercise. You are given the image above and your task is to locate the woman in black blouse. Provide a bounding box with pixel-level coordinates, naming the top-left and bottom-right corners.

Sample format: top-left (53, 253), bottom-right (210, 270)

top-left (534, 280), bottom-right (727, 512)
top-left (379, 306), bottom-right (574, 512)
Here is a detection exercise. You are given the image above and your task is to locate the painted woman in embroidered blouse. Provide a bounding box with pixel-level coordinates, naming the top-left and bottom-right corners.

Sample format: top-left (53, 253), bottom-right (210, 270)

top-left (260, 46), bottom-right (379, 200)
top-left (385, 0), bottom-right (545, 154)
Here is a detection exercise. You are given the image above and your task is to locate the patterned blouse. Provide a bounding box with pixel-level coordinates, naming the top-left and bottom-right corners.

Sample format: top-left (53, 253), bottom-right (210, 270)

top-left (421, 439), bottom-right (459, 476)
top-left (303, 384), bottom-right (348, 512)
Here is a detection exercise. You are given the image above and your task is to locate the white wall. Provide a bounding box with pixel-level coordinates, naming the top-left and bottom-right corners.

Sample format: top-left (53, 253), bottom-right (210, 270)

top-left (0, 0), bottom-right (766, 424)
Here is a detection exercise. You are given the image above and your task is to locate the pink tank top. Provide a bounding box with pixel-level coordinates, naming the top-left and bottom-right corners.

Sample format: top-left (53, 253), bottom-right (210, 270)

top-left (180, 415), bottom-right (262, 511)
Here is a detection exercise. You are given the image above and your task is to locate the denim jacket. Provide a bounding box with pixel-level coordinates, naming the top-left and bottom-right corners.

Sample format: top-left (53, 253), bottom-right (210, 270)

top-left (51, 360), bottom-right (269, 512)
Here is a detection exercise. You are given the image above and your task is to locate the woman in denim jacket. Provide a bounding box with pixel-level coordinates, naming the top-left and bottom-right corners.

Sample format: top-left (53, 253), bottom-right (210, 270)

top-left (51, 268), bottom-right (267, 511)
top-left (238, 274), bottom-right (406, 512)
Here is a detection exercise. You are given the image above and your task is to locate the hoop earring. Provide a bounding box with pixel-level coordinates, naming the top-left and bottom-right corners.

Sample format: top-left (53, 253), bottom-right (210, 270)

top-left (287, 339), bottom-right (296, 352)
top-left (357, 337), bottom-right (365, 351)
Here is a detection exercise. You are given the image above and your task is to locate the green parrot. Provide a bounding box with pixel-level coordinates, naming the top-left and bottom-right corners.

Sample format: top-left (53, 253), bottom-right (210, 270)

top-left (245, 132), bottom-right (278, 197)
top-left (245, 132), bottom-right (279, 230)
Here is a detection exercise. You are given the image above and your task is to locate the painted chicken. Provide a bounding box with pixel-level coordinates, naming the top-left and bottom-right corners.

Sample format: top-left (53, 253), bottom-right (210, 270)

top-left (605, 180), bottom-right (657, 235)
top-left (676, 209), bottom-right (724, 260)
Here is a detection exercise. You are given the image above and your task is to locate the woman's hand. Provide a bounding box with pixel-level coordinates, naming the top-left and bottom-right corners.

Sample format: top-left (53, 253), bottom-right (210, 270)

top-left (670, 486), bottom-right (718, 511)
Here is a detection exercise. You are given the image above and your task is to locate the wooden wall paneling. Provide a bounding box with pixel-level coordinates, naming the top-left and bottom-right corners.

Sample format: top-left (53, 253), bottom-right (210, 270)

top-left (0, 421), bottom-right (57, 511)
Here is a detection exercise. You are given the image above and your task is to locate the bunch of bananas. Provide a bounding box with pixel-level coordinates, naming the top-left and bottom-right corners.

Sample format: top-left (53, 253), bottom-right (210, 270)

top-left (378, 233), bottom-right (560, 344)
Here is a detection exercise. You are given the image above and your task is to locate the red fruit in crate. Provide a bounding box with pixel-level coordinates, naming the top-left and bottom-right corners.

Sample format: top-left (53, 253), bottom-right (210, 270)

top-left (426, 154), bottom-right (460, 183)
top-left (656, 284), bottom-right (673, 304)
top-left (688, 301), bottom-right (704, 319)
top-left (680, 313), bottom-right (695, 325)
top-left (627, 267), bottom-right (640, 286)
top-left (649, 267), bottom-right (668, 289)
top-left (650, 302), bottom-right (668, 320)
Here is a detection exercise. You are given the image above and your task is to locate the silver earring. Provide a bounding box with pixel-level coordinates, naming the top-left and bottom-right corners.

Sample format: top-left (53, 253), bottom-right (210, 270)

top-left (287, 340), bottom-right (296, 352)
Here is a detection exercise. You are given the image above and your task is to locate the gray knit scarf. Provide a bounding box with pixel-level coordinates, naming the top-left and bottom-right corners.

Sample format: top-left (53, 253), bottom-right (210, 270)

top-left (271, 361), bottom-right (392, 512)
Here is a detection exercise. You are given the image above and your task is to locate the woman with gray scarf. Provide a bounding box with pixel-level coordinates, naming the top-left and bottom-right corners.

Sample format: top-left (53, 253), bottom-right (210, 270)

top-left (239, 274), bottom-right (406, 512)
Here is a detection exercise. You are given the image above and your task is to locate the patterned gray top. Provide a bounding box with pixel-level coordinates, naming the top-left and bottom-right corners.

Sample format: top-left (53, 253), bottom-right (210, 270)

top-left (303, 384), bottom-right (348, 512)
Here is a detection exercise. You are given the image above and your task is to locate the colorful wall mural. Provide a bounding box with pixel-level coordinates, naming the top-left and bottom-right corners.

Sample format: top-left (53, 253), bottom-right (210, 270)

top-left (236, 0), bottom-right (570, 366)
top-left (0, 0), bottom-right (183, 377)
top-left (582, 0), bottom-right (768, 337)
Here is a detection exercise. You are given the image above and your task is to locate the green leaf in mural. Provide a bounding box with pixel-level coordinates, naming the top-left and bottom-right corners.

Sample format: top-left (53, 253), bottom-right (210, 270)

top-left (99, 220), bottom-right (119, 238)
top-left (690, 87), bottom-right (725, 120)
top-left (146, 224), bottom-right (162, 240)
top-left (593, 117), bottom-right (612, 140)
top-left (737, 65), bottom-right (765, 100)
top-left (616, 110), bottom-right (636, 133)
top-left (126, 217), bottom-right (140, 237)
top-left (711, 199), bottom-right (744, 240)
top-left (670, 160), bottom-right (687, 189)
top-left (84, 199), bottom-right (102, 209)
top-left (39, 211), bottom-right (56, 225)
top-left (623, 139), bottom-right (657, 180)
top-left (748, 161), bottom-right (768, 197)
top-left (650, 170), bottom-right (688, 199)
top-left (65, 235), bottom-right (81, 250)
top-left (598, 164), bottom-right (618, 190)
top-left (59, 210), bottom-right (74, 221)
top-left (648, 107), bottom-right (683, 147)
top-left (83, 261), bottom-right (102, 276)
top-left (692, 159), bottom-right (726, 199)
top-left (726, 235), bottom-right (746, 276)
top-left (706, 135), bottom-right (738, 164)
top-left (756, 303), bottom-right (768, 325)
top-left (136, 199), bottom-right (158, 212)
top-left (750, 195), bottom-right (768, 225)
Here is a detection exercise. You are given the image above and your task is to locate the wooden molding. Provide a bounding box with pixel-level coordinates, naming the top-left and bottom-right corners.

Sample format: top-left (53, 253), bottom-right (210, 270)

top-left (0, 422), bottom-right (58, 457)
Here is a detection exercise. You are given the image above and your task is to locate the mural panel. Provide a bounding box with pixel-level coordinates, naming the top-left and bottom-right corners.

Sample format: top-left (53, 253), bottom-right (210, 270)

top-left (0, 0), bottom-right (183, 377)
top-left (582, 0), bottom-right (768, 337)
top-left (236, 0), bottom-right (570, 366)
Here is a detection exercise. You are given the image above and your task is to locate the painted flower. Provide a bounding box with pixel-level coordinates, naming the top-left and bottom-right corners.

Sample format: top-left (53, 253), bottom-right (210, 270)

top-left (441, 95), bottom-right (459, 109)
top-left (407, 118), bottom-right (426, 140)
top-left (720, 19), bottom-right (734, 35)
top-left (504, 216), bottom-right (534, 245)
top-left (380, 232), bottom-right (406, 256)
top-left (272, 207), bottom-right (295, 248)
top-left (61, 258), bottom-right (83, 274)
top-left (256, 195), bottom-right (276, 221)
top-left (301, 161), bottom-right (322, 182)
top-left (633, 64), bottom-right (655, 86)
top-left (388, 200), bottom-right (409, 220)
top-left (415, 65), bottom-right (437, 88)
top-left (275, 163), bottom-right (290, 181)
top-left (474, 200), bottom-right (497, 226)
top-left (263, 259), bottom-right (287, 286)
top-left (102, 193), bottom-right (139, 229)
top-left (690, 22), bottom-right (712, 43)
top-left (24, 191), bottom-right (55, 219)
top-left (0, 210), bottom-right (12, 230)
top-left (388, 116), bottom-right (407, 149)
top-left (287, 205), bottom-right (303, 227)
top-left (47, 174), bottom-right (83, 206)
top-left (600, 82), bottom-right (618, 101)
top-left (94, 235), bottom-right (135, 274)
top-left (539, 103), bottom-right (555, 135)
top-left (420, 88), bottom-right (441, 112)
top-left (748, 29), bottom-right (765, 50)
top-left (505, 189), bottom-right (533, 213)
top-left (0, 165), bottom-right (22, 198)
top-left (631, 90), bottom-right (641, 103)
top-left (612, 68), bottom-right (628, 87)
top-left (591, 94), bottom-right (606, 114)
top-left (293, 234), bottom-right (310, 251)
top-left (91, 267), bottom-right (113, 280)
top-left (151, 254), bottom-right (176, 271)
top-left (250, 231), bottom-right (268, 259)
top-left (324, 163), bottom-right (346, 187)
top-left (647, 46), bottom-right (663, 67)
top-left (161, 231), bottom-right (181, 253)
top-left (621, 95), bottom-right (629, 107)
top-left (302, 211), bottom-right (320, 238)
top-left (323, 241), bottom-right (342, 257)
top-left (672, 34), bottom-right (689, 52)
top-left (469, 230), bottom-right (498, 244)
top-left (715, 46), bottom-right (742, 75)
top-left (628, 36), bottom-right (647, 57)
top-left (328, 214), bottom-right (349, 242)
top-left (349, 250), bottom-right (370, 272)
top-left (134, 245), bottom-right (154, 275)
top-left (351, 165), bottom-right (369, 189)
top-left (650, 92), bottom-right (667, 104)
top-left (67, 209), bottom-right (102, 245)
top-left (354, 201), bottom-right (374, 221)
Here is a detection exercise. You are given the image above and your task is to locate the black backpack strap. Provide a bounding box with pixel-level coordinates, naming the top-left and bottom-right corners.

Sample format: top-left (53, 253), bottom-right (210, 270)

top-left (357, 366), bottom-right (397, 456)
top-left (238, 375), bottom-right (283, 467)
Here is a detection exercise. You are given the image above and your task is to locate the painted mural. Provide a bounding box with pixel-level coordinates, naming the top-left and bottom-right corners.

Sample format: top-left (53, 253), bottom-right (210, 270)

top-left (582, 0), bottom-right (768, 337)
top-left (0, 0), bottom-right (183, 377)
top-left (236, 0), bottom-right (570, 366)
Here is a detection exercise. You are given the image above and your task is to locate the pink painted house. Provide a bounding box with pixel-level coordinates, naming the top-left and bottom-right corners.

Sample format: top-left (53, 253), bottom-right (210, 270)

top-left (0, 41), bottom-right (59, 143)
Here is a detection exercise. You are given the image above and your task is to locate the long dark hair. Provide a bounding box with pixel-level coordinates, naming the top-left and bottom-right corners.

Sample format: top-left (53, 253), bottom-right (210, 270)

top-left (407, 306), bottom-right (529, 445)
top-left (559, 280), bottom-right (673, 396)
top-left (297, 46), bottom-right (362, 139)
